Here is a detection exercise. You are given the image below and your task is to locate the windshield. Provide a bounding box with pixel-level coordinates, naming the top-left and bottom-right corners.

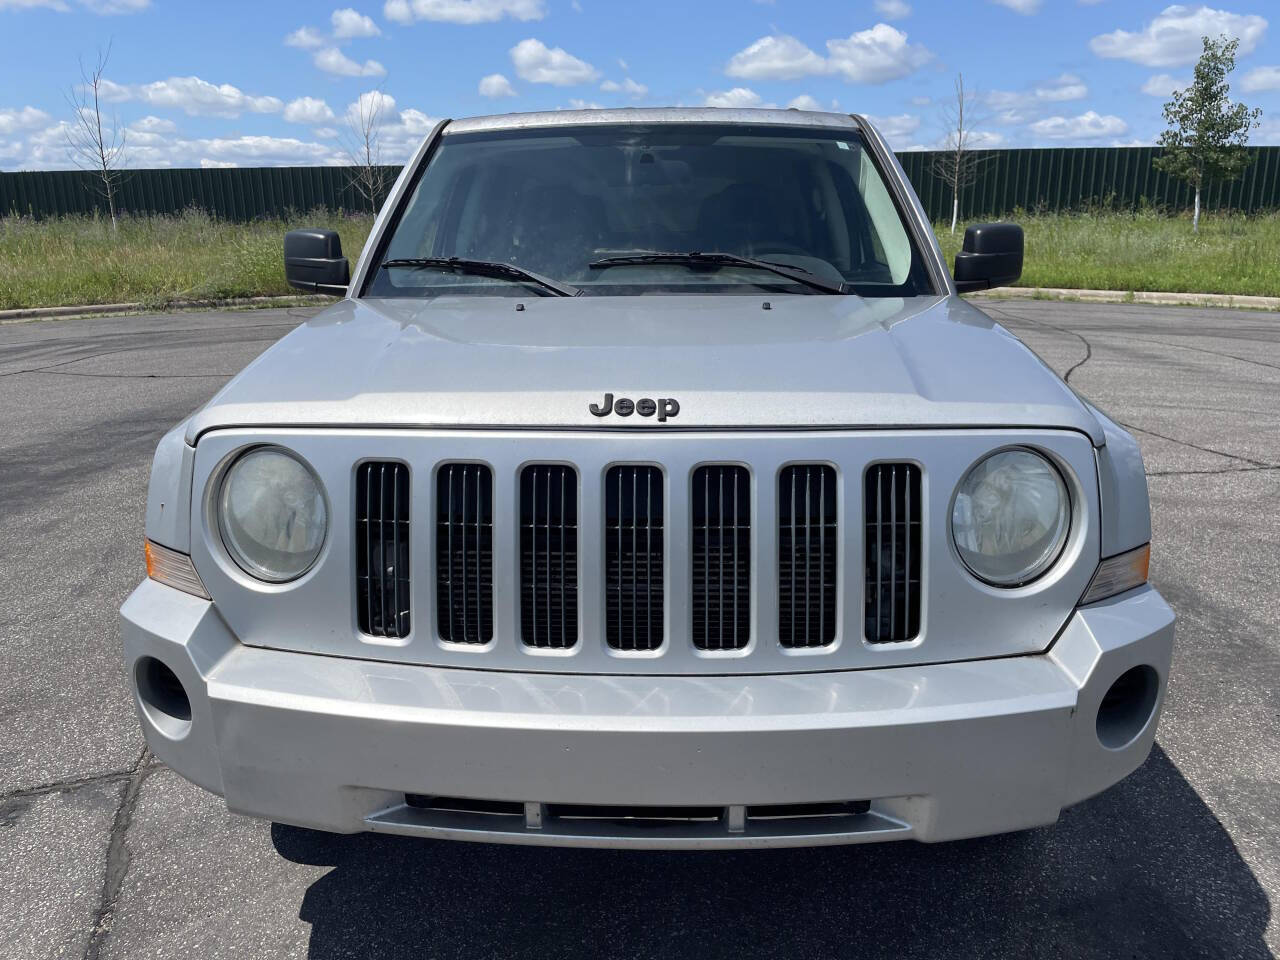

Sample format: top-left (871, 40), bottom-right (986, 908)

top-left (364, 123), bottom-right (934, 299)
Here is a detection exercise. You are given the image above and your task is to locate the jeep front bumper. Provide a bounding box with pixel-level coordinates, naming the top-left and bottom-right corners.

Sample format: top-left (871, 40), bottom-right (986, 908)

top-left (120, 580), bottom-right (1174, 849)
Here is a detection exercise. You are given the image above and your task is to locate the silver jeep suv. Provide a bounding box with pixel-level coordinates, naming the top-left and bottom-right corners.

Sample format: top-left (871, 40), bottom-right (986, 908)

top-left (121, 109), bottom-right (1173, 849)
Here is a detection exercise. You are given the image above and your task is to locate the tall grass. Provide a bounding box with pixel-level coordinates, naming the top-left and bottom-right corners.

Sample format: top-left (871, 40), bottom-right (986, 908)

top-left (1, 207), bottom-right (1277, 311)
top-left (0, 208), bottom-right (375, 310)
top-left (936, 208), bottom-right (1280, 297)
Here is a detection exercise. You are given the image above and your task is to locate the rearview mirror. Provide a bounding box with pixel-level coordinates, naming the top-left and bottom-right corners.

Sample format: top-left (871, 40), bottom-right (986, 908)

top-left (284, 229), bottom-right (350, 296)
top-left (952, 223), bottom-right (1023, 294)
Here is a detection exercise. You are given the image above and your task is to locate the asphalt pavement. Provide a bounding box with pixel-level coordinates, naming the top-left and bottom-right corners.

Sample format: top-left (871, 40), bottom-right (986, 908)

top-left (0, 300), bottom-right (1277, 959)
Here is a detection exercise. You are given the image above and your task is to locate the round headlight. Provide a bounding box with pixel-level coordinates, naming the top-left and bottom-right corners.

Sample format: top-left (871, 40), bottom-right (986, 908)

top-left (951, 448), bottom-right (1070, 587)
top-left (217, 447), bottom-right (328, 582)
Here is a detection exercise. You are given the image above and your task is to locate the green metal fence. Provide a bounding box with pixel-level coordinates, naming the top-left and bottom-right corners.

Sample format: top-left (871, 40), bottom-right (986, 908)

top-left (3, 147), bottom-right (1279, 222)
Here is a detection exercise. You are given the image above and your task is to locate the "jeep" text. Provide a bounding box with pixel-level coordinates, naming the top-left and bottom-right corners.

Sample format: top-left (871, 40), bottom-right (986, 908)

top-left (589, 393), bottom-right (680, 422)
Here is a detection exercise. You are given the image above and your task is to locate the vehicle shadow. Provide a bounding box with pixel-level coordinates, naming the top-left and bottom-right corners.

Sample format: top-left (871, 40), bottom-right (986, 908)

top-left (273, 745), bottom-right (1270, 960)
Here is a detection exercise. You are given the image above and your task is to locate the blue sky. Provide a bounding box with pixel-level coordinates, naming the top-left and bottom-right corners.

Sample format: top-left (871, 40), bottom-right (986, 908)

top-left (1, 0), bottom-right (1278, 170)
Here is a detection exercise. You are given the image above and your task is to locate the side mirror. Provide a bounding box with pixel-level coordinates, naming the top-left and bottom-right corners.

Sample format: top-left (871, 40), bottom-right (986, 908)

top-left (952, 223), bottom-right (1023, 294)
top-left (284, 229), bottom-right (350, 296)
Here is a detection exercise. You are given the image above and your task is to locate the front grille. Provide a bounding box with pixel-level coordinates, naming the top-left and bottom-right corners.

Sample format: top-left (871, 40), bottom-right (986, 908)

top-left (355, 462), bottom-right (410, 639)
top-left (778, 465), bottom-right (838, 648)
top-left (864, 463), bottom-right (922, 643)
top-left (691, 465), bottom-right (751, 651)
top-left (436, 463), bottom-right (494, 644)
top-left (520, 465), bottom-right (579, 649)
top-left (605, 465), bottom-right (664, 651)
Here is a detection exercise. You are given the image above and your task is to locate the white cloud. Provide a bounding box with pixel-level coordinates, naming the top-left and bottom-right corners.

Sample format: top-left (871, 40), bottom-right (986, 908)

top-left (478, 73), bottom-right (517, 97)
top-left (98, 76), bottom-right (283, 117)
top-left (866, 112), bottom-right (921, 144)
top-left (704, 87), bottom-right (766, 108)
top-left (826, 24), bottom-right (932, 83)
top-left (873, 0), bottom-right (910, 19)
top-left (128, 114), bottom-right (175, 134)
top-left (384, 0), bottom-right (412, 21)
top-left (726, 35), bottom-right (827, 80)
top-left (1034, 73), bottom-right (1087, 101)
top-left (985, 73), bottom-right (1088, 124)
top-left (283, 96), bottom-right (336, 124)
top-left (0, 0), bottom-right (149, 12)
top-left (285, 25), bottom-right (325, 48)
top-left (331, 7), bottom-right (380, 37)
top-left (786, 94), bottom-right (823, 111)
top-left (1090, 5), bottom-right (1268, 67)
top-left (314, 46), bottom-right (386, 76)
top-left (1241, 65), bottom-right (1280, 92)
top-left (0, 106), bottom-right (51, 135)
top-left (341, 90), bottom-right (440, 162)
top-left (1029, 110), bottom-right (1128, 139)
top-left (600, 76), bottom-right (647, 97)
top-left (1141, 73), bottom-right (1186, 96)
top-left (566, 98), bottom-right (605, 109)
top-left (200, 158), bottom-right (238, 168)
top-left (967, 130), bottom-right (1006, 148)
top-left (724, 25), bottom-right (931, 85)
top-left (510, 38), bottom-right (598, 85)
top-left (384, 0), bottom-right (544, 24)
top-left (313, 126), bottom-right (339, 139)
top-left (989, 0), bottom-right (1040, 13)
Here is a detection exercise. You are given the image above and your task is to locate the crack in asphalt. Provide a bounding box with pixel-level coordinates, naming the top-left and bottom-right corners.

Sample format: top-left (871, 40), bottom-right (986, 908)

top-left (1149, 464), bottom-right (1280, 478)
top-left (84, 747), bottom-right (155, 960)
top-left (985, 303), bottom-right (1280, 472)
top-left (1120, 422), bottom-right (1278, 470)
top-left (1112, 334), bottom-right (1280, 375)
top-left (0, 761), bottom-right (160, 805)
top-left (0, 336), bottom-right (282, 380)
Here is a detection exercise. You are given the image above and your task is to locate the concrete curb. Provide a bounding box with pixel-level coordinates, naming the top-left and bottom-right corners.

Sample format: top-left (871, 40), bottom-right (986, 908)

top-left (0, 294), bottom-right (329, 324)
top-left (969, 286), bottom-right (1280, 311)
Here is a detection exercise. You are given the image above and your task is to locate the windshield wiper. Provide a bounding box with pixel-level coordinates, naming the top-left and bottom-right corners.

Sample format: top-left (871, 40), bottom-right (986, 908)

top-left (381, 257), bottom-right (581, 297)
top-left (588, 251), bottom-right (848, 295)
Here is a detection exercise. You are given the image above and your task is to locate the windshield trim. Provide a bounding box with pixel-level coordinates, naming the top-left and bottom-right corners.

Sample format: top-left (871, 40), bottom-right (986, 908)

top-left (356, 117), bottom-right (944, 300)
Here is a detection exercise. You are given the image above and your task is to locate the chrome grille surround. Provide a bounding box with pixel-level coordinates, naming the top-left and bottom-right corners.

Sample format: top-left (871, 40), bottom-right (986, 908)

top-left (604, 465), bottom-right (664, 652)
top-left (520, 464), bottom-right (579, 649)
top-left (691, 465), bottom-right (751, 652)
top-left (436, 462), bottom-right (494, 645)
top-left (864, 463), bottom-right (922, 643)
top-left (355, 461), bottom-right (411, 639)
top-left (191, 428), bottom-right (1099, 676)
top-left (778, 464), bottom-right (838, 648)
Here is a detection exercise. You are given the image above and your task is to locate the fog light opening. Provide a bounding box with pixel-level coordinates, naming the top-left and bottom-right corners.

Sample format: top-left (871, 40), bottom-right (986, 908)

top-left (135, 656), bottom-right (192, 740)
top-left (1096, 664), bottom-right (1159, 751)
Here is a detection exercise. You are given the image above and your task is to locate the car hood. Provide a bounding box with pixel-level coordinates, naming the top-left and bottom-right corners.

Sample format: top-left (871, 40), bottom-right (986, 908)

top-left (186, 294), bottom-right (1103, 445)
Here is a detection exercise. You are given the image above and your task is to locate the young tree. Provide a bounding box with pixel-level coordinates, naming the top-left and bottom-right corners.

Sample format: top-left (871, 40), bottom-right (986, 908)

top-left (65, 44), bottom-right (127, 229)
top-left (1154, 35), bottom-right (1261, 233)
top-left (931, 73), bottom-right (989, 234)
top-left (343, 90), bottom-right (391, 213)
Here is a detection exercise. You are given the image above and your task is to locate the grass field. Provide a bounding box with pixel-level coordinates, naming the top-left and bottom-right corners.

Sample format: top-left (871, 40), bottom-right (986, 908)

top-left (1, 207), bottom-right (1278, 310)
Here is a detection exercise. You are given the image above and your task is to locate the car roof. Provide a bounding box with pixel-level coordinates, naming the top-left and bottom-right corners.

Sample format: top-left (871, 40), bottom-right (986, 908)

top-left (444, 107), bottom-right (863, 135)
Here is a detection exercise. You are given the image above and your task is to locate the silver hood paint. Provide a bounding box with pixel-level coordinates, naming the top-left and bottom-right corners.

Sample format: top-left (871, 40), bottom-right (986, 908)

top-left (185, 294), bottom-right (1104, 445)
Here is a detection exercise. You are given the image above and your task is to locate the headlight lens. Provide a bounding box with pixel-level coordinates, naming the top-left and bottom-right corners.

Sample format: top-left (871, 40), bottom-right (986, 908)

top-left (951, 448), bottom-right (1070, 586)
top-left (217, 447), bottom-right (327, 582)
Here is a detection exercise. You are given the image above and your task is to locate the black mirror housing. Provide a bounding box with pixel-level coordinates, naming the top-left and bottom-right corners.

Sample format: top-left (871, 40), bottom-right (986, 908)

top-left (953, 222), bottom-right (1023, 294)
top-left (284, 229), bottom-right (350, 295)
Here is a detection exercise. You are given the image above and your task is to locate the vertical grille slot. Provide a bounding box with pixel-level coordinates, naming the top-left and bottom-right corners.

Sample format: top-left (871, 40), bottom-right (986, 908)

top-left (692, 466), bottom-right (751, 651)
top-left (778, 465), bottom-right (838, 648)
top-left (436, 463), bottom-right (494, 645)
top-left (605, 465), bottom-right (664, 651)
top-left (356, 462), bottom-right (411, 639)
top-left (520, 465), bottom-right (579, 649)
top-left (865, 463), bottom-right (922, 643)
